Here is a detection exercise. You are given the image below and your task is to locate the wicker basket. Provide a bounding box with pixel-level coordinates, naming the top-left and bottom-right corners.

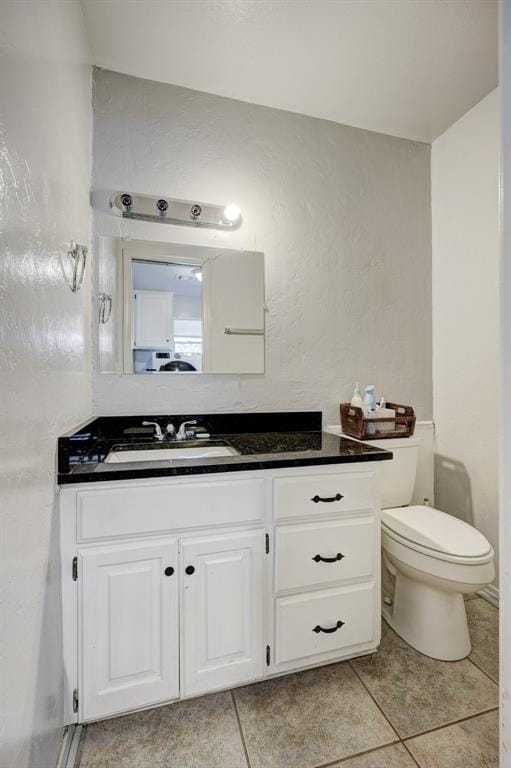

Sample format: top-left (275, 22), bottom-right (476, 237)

top-left (340, 401), bottom-right (416, 440)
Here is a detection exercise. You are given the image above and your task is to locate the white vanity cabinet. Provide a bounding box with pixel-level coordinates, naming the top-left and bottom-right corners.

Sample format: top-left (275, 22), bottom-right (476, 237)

top-left (60, 463), bottom-right (381, 724)
top-left (181, 531), bottom-right (264, 696)
top-left (80, 537), bottom-right (179, 721)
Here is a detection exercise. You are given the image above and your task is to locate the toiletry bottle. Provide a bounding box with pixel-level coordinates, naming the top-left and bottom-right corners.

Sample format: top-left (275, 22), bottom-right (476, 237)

top-left (364, 385), bottom-right (376, 416)
top-left (351, 382), bottom-right (364, 408)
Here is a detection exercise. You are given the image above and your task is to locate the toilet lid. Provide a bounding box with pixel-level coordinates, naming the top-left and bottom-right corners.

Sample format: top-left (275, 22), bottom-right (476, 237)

top-left (381, 505), bottom-right (492, 558)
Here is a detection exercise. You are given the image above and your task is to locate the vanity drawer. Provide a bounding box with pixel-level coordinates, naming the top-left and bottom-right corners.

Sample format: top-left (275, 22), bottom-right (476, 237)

top-left (273, 471), bottom-right (376, 520)
top-left (274, 517), bottom-right (377, 592)
top-left (275, 582), bottom-right (376, 664)
top-left (77, 478), bottom-right (264, 541)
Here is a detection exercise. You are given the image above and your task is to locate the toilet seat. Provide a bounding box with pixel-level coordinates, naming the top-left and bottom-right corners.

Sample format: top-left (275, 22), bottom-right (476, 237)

top-left (382, 505), bottom-right (492, 564)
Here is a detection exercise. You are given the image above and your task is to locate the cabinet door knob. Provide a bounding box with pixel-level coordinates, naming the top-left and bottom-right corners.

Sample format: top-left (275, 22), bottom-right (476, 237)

top-left (312, 620), bottom-right (345, 634)
top-left (311, 493), bottom-right (343, 503)
top-left (164, 566), bottom-right (174, 576)
top-left (185, 565), bottom-right (195, 575)
top-left (312, 553), bottom-right (345, 563)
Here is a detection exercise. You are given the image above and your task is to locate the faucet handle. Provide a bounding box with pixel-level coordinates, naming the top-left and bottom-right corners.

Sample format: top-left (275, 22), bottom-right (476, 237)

top-left (142, 421), bottom-right (164, 441)
top-left (177, 419), bottom-right (198, 440)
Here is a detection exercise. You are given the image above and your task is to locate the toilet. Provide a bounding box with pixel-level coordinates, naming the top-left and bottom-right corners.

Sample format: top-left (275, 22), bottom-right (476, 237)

top-left (367, 436), bottom-right (495, 661)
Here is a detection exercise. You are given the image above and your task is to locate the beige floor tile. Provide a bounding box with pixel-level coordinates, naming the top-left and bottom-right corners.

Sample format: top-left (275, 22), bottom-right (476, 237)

top-left (233, 662), bottom-right (396, 768)
top-left (351, 621), bottom-right (498, 738)
top-left (467, 598), bottom-right (499, 682)
top-left (78, 692), bottom-right (247, 768)
top-left (406, 710), bottom-right (499, 768)
top-left (329, 743), bottom-right (416, 767)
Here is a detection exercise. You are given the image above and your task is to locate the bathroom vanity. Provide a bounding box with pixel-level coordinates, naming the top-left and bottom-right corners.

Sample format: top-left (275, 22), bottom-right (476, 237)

top-left (58, 412), bottom-right (391, 724)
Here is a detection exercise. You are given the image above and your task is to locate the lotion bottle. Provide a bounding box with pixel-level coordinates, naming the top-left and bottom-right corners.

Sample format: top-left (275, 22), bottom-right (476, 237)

top-left (350, 382), bottom-right (364, 408)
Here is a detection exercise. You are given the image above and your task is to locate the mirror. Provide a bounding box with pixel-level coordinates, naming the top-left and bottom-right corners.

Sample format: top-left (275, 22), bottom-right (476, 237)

top-left (97, 238), bottom-right (265, 374)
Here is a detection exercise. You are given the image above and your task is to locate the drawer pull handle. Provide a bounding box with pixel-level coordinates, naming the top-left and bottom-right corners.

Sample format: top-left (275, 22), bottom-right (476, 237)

top-left (185, 565), bottom-right (195, 575)
top-left (311, 493), bottom-right (343, 503)
top-left (312, 553), bottom-right (345, 563)
top-left (312, 620), bottom-right (345, 634)
top-left (164, 566), bottom-right (175, 576)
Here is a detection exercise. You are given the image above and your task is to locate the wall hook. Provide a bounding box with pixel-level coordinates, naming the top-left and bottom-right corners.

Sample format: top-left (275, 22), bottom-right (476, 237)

top-left (98, 292), bottom-right (112, 324)
top-left (68, 241), bottom-right (87, 293)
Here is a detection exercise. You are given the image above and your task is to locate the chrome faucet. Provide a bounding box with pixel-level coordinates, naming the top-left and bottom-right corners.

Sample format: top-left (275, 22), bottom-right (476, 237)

top-left (142, 421), bottom-right (177, 441)
top-left (142, 421), bottom-right (164, 441)
top-left (176, 420), bottom-right (197, 441)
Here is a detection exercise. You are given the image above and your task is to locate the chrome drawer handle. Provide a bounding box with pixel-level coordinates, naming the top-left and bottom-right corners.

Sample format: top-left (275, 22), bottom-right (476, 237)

top-left (311, 493), bottom-right (343, 503)
top-left (312, 620), bottom-right (345, 634)
top-left (312, 553), bottom-right (345, 563)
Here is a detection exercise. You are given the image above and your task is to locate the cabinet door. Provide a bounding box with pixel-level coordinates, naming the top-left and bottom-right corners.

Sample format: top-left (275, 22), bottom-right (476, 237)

top-left (181, 531), bottom-right (264, 696)
top-left (80, 538), bottom-right (179, 721)
top-left (133, 290), bottom-right (173, 348)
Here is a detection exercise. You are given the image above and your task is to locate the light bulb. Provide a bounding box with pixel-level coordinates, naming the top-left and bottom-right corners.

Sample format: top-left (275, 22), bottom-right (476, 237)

top-left (223, 203), bottom-right (241, 223)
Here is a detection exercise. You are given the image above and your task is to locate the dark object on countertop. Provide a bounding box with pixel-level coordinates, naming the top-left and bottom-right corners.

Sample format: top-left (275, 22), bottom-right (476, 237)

top-left (340, 401), bottom-right (416, 440)
top-left (159, 361), bottom-right (197, 372)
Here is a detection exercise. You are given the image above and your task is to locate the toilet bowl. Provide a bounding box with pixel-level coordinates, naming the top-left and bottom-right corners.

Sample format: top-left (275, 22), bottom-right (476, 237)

top-left (381, 504), bottom-right (495, 660)
top-left (327, 430), bottom-right (497, 661)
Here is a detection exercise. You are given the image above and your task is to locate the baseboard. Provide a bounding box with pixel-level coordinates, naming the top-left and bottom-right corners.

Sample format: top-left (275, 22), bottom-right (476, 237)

top-left (477, 585), bottom-right (500, 607)
top-left (56, 725), bottom-right (82, 768)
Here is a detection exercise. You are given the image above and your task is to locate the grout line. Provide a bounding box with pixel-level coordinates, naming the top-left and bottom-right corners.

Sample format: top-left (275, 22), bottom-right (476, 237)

top-left (402, 705), bottom-right (500, 742)
top-left (348, 647), bottom-right (500, 739)
top-left (310, 739), bottom-right (401, 768)
top-left (465, 654), bottom-right (500, 686)
top-left (401, 739), bottom-right (422, 767)
top-left (347, 659), bottom-right (401, 739)
top-left (230, 690), bottom-right (252, 768)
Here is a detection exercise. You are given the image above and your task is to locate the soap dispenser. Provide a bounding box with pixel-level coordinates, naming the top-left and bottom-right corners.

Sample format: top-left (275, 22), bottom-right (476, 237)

top-left (363, 385), bottom-right (376, 416)
top-left (350, 382), bottom-right (364, 408)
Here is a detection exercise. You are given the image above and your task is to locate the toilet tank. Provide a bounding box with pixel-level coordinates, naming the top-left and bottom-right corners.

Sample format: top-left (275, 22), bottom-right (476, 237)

top-left (364, 437), bottom-right (420, 509)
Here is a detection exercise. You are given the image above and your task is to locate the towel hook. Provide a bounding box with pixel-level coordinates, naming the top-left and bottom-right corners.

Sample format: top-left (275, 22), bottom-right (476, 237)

top-left (68, 241), bottom-right (88, 293)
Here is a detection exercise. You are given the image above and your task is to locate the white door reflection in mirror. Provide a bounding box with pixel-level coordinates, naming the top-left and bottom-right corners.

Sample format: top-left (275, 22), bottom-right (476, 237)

top-left (132, 260), bottom-right (201, 372)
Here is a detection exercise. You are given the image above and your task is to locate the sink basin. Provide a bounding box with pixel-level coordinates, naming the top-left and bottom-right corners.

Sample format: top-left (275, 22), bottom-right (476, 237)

top-left (104, 444), bottom-right (239, 464)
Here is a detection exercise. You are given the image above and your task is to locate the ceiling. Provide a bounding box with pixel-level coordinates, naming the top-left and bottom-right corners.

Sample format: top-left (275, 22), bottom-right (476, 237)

top-left (132, 261), bottom-right (202, 298)
top-left (81, 0), bottom-right (498, 143)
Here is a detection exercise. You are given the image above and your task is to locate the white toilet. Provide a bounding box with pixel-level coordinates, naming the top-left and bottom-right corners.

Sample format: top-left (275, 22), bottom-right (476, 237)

top-left (367, 436), bottom-right (495, 661)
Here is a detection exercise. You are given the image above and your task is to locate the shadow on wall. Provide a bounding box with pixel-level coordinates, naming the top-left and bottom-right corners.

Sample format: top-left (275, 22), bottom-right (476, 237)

top-left (434, 454), bottom-right (474, 525)
top-left (27, 496), bottom-right (64, 768)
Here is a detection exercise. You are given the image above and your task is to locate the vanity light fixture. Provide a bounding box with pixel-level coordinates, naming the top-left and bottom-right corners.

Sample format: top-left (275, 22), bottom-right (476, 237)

top-left (223, 203), bottom-right (241, 223)
top-left (156, 198), bottom-right (168, 216)
top-left (111, 192), bottom-right (242, 231)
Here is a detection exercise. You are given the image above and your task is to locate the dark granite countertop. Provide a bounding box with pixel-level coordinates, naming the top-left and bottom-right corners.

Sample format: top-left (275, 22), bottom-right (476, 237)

top-left (57, 412), bottom-right (392, 485)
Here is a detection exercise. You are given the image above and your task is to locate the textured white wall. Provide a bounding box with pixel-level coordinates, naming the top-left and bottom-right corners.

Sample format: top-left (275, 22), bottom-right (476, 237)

top-left (0, 3), bottom-right (92, 766)
top-left (92, 70), bottom-right (432, 422)
top-left (432, 89), bottom-right (500, 582)
top-left (500, 0), bottom-right (511, 758)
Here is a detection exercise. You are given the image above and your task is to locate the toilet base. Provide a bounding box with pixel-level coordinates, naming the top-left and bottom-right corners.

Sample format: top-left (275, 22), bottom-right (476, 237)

top-left (382, 570), bottom-right (471, 661)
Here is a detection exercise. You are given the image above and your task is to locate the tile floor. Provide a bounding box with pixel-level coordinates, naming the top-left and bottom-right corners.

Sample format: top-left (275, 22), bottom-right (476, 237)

top-left (77, 596), bottom-right (499, 768)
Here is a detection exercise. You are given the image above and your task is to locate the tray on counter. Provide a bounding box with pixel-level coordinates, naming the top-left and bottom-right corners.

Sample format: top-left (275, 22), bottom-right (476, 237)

top-left (340, 401), bottom-right (416, 440)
